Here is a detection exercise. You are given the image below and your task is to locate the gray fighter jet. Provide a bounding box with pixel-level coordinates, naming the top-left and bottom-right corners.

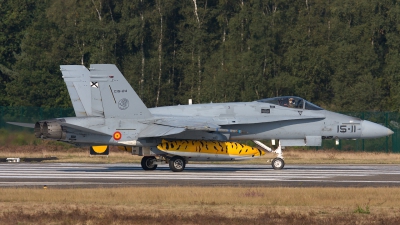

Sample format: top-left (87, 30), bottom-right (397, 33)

top-left (8, 64), bottom-right (394, 172)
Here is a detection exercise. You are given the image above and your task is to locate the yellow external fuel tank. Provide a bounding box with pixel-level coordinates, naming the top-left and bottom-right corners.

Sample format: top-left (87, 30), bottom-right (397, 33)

top-left (157, 139), bottom-right (264, 158)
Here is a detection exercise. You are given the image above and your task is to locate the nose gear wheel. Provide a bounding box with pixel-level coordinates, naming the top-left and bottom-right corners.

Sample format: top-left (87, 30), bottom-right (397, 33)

top-left (272, 158), bottom-right (284, 170)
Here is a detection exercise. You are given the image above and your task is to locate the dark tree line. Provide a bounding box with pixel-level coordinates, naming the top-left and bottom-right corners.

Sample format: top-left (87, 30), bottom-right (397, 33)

top-left (1, 0), bottom-right (400, 112)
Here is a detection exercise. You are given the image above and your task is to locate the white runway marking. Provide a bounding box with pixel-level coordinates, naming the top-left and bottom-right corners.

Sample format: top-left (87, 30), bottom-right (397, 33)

top-left (0, 163), bottom-right (399, 187)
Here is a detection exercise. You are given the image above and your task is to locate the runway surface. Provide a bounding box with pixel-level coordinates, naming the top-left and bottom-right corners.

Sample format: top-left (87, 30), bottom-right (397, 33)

top-left (0, 163), bottom-right (399, 188)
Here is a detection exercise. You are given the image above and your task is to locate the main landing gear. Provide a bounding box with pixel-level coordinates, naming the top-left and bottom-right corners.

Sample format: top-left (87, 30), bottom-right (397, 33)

top-left (141, 156), bottom-right (157, 170)
top-left (140, 156), bottom-right (186, 172)
top-left (253, 140), bottom-right (285, 170)
top-left (169, 156), bottom-right (186, 172)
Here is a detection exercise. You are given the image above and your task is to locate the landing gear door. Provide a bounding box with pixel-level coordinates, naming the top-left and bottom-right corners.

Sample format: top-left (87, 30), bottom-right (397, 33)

top-left (280, 139), bottom-right (305, 146)
top-left (305, 136), bottom-right (322, 146)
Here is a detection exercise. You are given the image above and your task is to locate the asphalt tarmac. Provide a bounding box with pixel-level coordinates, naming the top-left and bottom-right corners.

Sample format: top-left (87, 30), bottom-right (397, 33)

top-left (0, 163), bottom-right (399, 188)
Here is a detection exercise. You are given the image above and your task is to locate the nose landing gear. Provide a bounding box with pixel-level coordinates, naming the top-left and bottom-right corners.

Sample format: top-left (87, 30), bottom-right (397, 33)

top-left (272, 157), bottom-right (285, 170)
top-left (253, 140), bottom-right (285, 170)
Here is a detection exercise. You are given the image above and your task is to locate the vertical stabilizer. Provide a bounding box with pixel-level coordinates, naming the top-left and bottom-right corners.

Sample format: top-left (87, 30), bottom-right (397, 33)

top-left (89, 64), bottom-right (152, 119)
top-left (60, 65), bottom-right (92, 117)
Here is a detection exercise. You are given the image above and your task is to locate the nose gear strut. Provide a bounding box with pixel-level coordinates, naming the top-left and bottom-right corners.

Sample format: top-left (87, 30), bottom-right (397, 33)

top-left (253, 140), bottom-right (285, 170)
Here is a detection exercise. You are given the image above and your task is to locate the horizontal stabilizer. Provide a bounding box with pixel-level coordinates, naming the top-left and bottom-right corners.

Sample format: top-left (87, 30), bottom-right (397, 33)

top-left (60, 123), bottom-right (109, 136)
top-left (6, 122), bottom-right (35, 128)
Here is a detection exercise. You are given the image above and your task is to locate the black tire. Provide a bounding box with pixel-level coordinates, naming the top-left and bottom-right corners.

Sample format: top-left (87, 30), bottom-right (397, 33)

top-left (141, 156), bottom-right (157, 170)
top-left (169, 156), bottom-right (186, 172)
top-left (272, 158), bottom-right (285, 170)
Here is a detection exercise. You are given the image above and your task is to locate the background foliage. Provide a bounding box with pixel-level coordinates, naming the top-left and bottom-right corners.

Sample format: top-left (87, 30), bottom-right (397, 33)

top-left (1, 0), bottom-right (400, 111)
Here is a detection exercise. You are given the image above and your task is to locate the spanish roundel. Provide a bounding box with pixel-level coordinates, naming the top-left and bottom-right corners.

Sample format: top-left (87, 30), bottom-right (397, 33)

top-left (113, 131), bottom-right (122, 140)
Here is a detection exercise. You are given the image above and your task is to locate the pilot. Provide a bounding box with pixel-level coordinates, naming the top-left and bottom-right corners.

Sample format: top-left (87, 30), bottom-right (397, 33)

top-left (288, 98), bottom-right (295, 108)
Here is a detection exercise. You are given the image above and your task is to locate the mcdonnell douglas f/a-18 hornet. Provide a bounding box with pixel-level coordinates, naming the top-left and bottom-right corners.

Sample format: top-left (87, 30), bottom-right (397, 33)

top-left (9, 64), bottom-right (394, 172)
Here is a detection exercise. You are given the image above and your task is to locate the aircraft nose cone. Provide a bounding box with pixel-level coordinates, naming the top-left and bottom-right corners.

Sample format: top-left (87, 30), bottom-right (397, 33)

top-left (361, 120), bottom-right (394, 139)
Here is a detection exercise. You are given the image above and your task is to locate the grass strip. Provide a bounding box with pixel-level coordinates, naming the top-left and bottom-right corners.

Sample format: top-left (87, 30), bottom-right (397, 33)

top-left (0, 187), bottom-right (399, 224)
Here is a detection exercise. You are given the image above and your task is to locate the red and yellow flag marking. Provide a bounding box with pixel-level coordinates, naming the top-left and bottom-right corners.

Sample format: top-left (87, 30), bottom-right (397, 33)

top-left (113, 131), bottom-right (122, 140)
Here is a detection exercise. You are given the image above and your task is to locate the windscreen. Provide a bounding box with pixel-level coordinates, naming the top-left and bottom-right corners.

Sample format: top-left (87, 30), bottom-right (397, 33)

top-left (304, 101), bottom-right (323, 110)
top-left (258, 97), bottom-right (323, 110)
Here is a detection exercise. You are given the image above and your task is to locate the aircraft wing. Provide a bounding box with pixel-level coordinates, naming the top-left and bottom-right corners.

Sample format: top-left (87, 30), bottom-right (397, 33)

top-left (138, 117), bottom-right (220, 138)
top-left (154, 117), bottom-right (221, 129)
top-left (138, 124), bottom-right (185, 138)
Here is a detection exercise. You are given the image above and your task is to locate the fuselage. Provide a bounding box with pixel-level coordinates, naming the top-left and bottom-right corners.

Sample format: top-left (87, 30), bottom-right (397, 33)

top-left (43, 99), bottom-right (392, 148)
top-left (148, 101), bottom-right (389, 141)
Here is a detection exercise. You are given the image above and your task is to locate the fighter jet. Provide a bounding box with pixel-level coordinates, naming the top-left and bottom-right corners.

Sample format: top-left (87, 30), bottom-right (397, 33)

top-left (8, 64), bottom-right (394, 172)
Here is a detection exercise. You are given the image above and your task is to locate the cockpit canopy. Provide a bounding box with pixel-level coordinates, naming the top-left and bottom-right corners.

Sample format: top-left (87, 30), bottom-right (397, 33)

top-left (257, 96), bottom-right (323, 110)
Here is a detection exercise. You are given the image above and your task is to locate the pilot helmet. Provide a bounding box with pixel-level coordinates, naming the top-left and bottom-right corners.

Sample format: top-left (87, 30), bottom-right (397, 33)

top-left (289, 98), bottom-right (294, 103)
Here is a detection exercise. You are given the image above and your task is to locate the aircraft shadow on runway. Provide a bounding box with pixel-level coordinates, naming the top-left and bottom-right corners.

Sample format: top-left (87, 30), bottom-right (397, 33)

top-left (0, 157), bottom-right (58, 163)
top-left (59, 165), bottom-right (270, 173)
top-left (58, 164), bottom-right (374, 173)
